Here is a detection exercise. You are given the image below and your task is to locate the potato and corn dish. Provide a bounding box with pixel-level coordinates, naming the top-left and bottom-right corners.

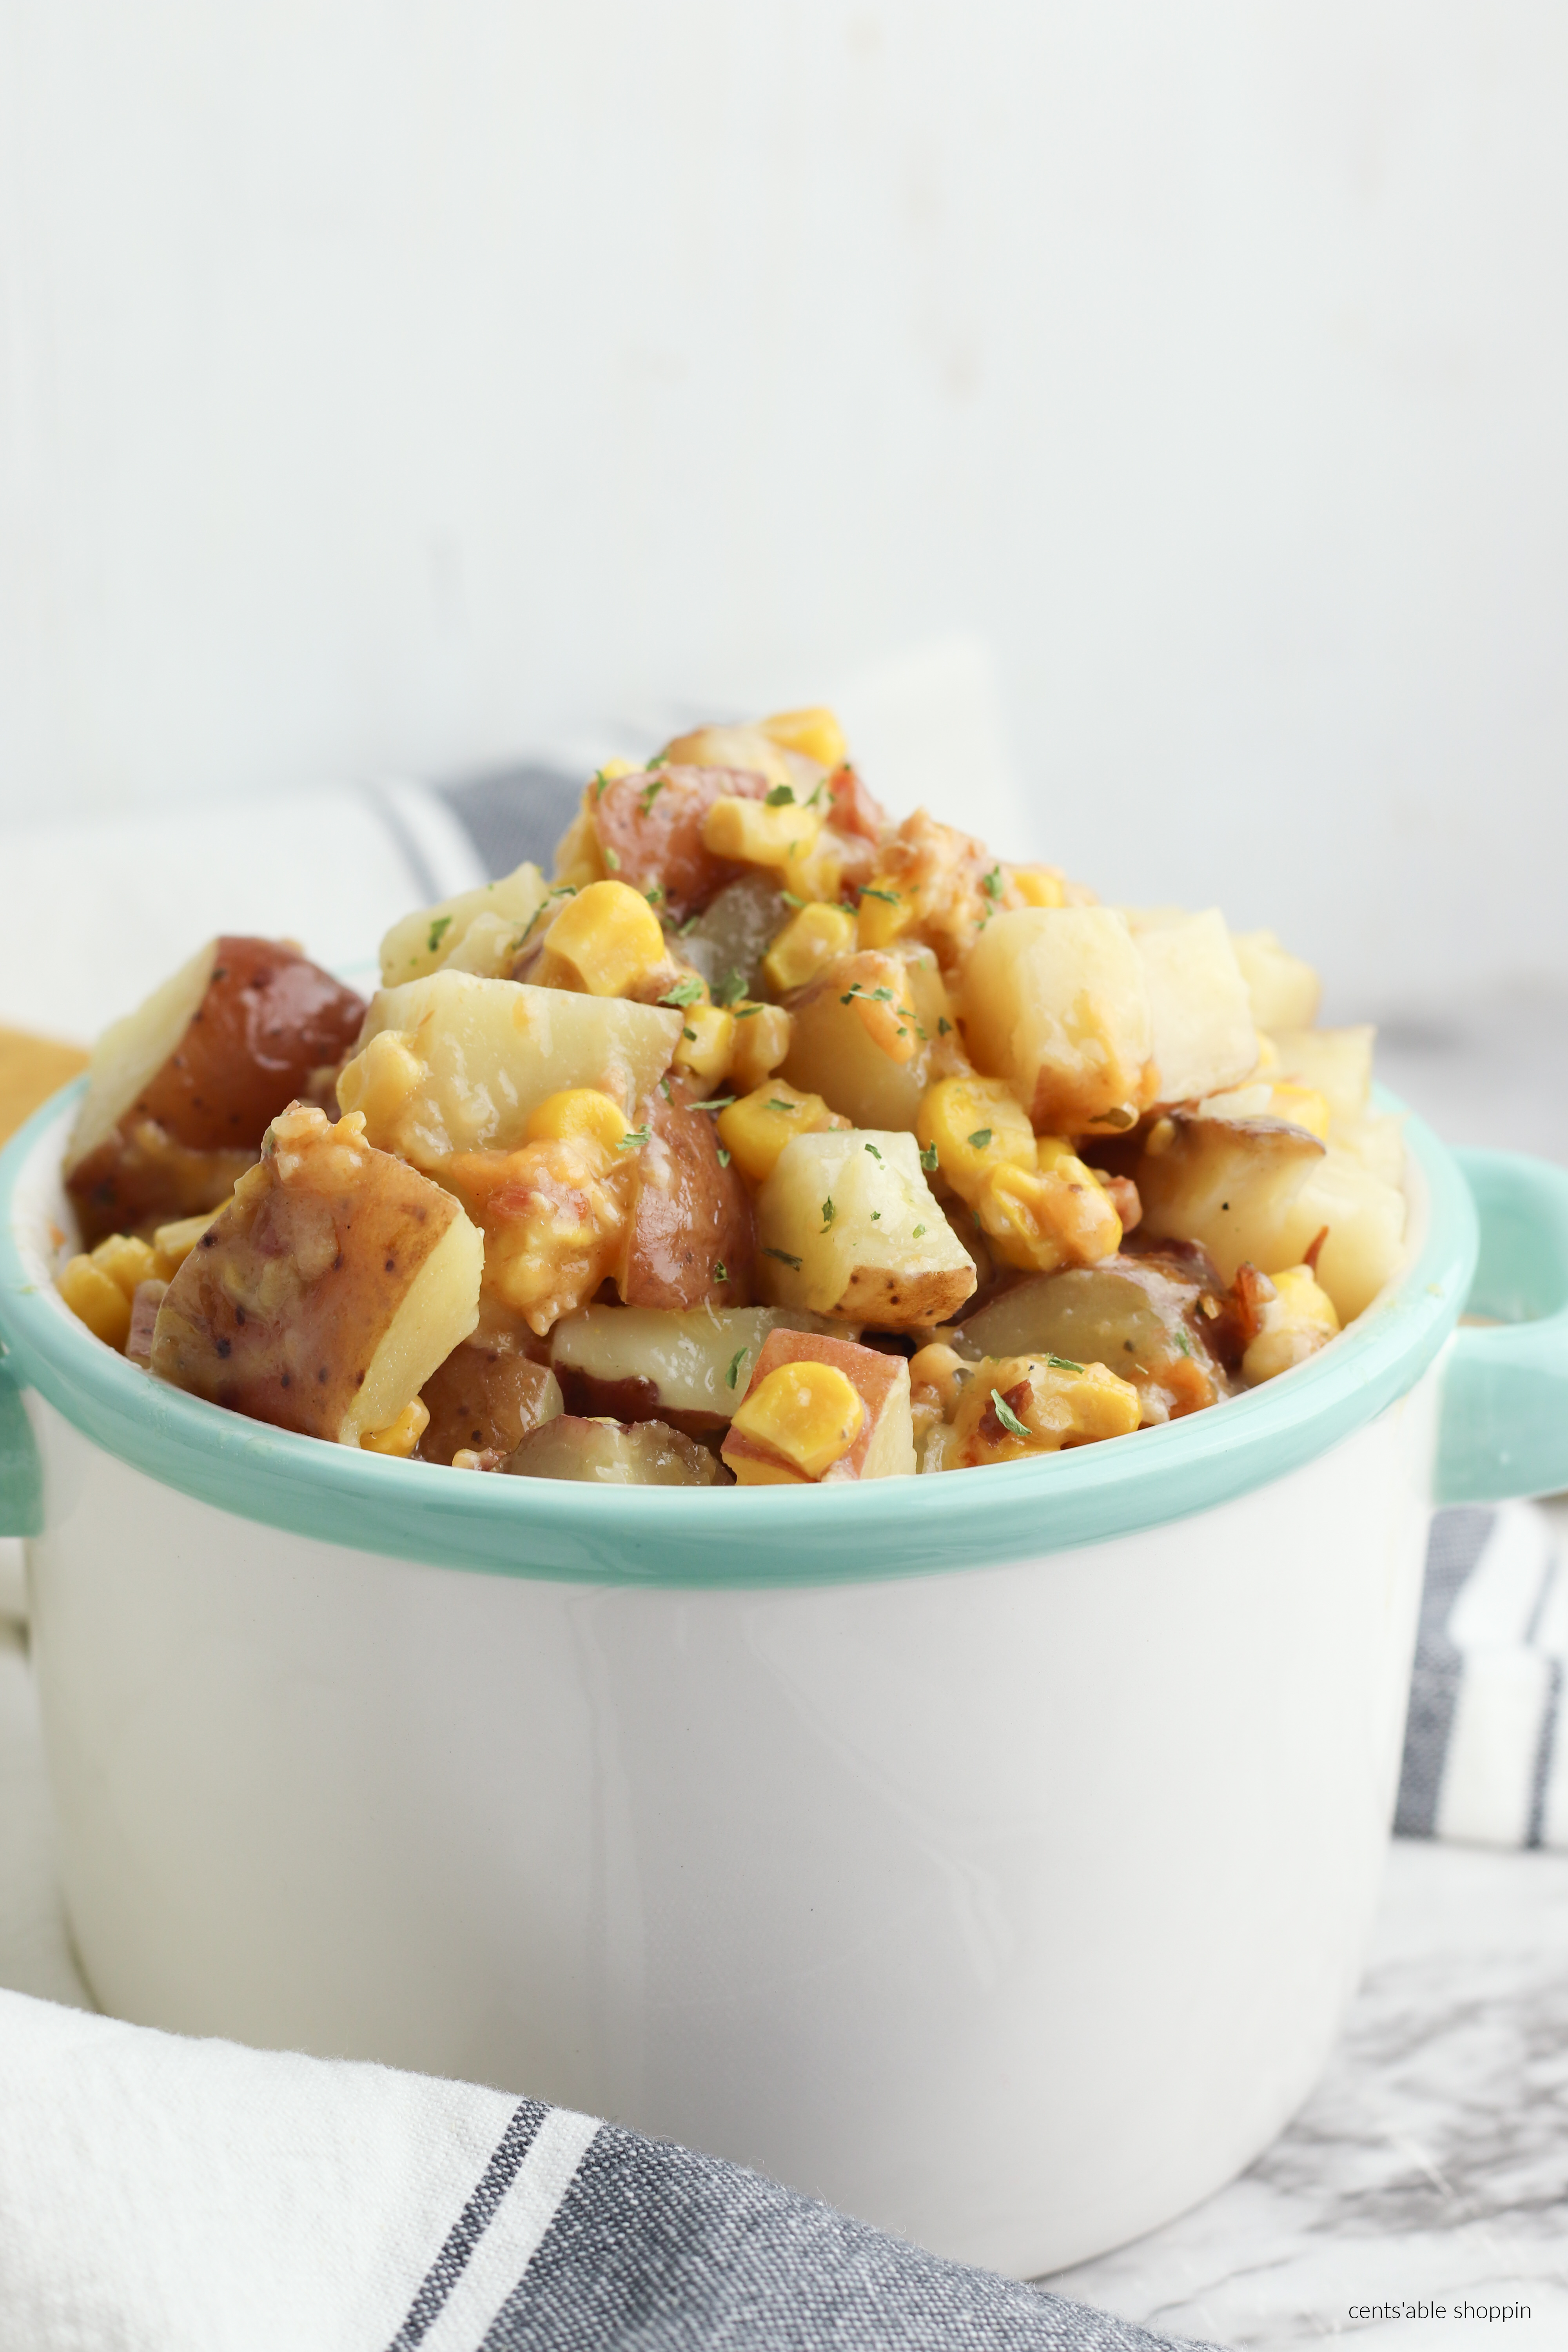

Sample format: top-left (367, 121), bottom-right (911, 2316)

top-left (54, 708), bottom-right (1405, 1489)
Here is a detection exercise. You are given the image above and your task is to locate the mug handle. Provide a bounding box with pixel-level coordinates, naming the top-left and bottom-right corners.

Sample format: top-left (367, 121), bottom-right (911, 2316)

top-left (1437, 1148), bottom-right (1568, 1504)
top-left (0, 1361), bottom-right (42, 1537)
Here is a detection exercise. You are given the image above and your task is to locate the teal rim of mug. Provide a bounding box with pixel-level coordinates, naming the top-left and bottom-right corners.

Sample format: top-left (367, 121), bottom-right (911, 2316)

top-left (0, 1079), bottom-right (1476, 1588)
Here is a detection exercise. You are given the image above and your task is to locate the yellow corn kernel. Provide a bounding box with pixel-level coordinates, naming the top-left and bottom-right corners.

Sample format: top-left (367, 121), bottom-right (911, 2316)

top-left (1008, 865), bottom-right (1067, 909)
top-left (700, 795), bottom-right (825, 869)
top-left (786, 833), bottom-right (844, 906)
top-left (730, 1360), bottom-right (864, 1481)
top-left (524, 1087), bottom-right (629, 1165)
top-left (976, 1147), bottom-right (1122, 1274)
top-left (151, 1201), bottom-right (232, 1277)
top-left (916, 1075), bottom-right (1035, 1205)
top-left (762, 902), bottom-right (858, 996)
top-left (1269, 1083), bottom-right (1332, 1141)
top-left (89, 1231), bottom-right (159, 1302)
top-left (1241, 1266), bottom-right (1340, 1386)
top-left (673, 1002), bottom-right (737, 1085)
top-left (359, 1397), bottom-right (431, 1457)
top-left (950, 1351), bottom-right (1141, 1463)
top-left (856, 878), bottom-right (916, 950)
top-left (716, 1082), bottom-right (849, 1186)
top-left (58, 1255), bottom-right (133, 1350)
top-left (337, 1027), bottom-right (425, 1134)
top-left (908, 1341), bottom-right (971, 1418)
top-left (759, 706), bottom-right (848, 771)
top-left (728, 1004), bottom-right (793, 1094)
top-left (541, 880), bottom-right (668, 996)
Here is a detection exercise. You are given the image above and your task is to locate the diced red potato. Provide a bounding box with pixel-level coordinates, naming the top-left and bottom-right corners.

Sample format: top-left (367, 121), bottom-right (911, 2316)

top-left (64, 938), bottom-right (366, 1244)
top-left (616, 1085), bottom-right (755, 1310)
top-left (755, 1129), bottom-right (976, 1328)
top-left (948, 1250), bottom-right (1236, 1424)
top-left (720, 1327), bottom-right (916, 1485)
top-left (151, 1104), bottom-right (482, 1445)
top-left (960, 908), bottom-right (1156, 1135)
top-left (781, 949), bottom-right (955, 1132)
top-left (338, 973), bottom-right (681, 1165)
top-left (548, 1301), bottom-right (851, 1430)
top-left (125, 1278), bottom-right (169, 1367)
top-left (419, 1336), bottom-right (563, 1465)
top-left (504, 1416), bottom-right (723, 1485)
top-left (592, 766), bottom-right (773, 922)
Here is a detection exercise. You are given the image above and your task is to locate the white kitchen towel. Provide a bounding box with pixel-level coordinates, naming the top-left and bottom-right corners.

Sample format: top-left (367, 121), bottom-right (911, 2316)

top-left (0, 1987), bottom-right (1210, 2352)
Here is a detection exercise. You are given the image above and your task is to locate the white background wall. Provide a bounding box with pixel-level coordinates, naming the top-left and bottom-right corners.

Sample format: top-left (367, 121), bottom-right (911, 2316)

top-left (2, 3), bottom-right (1566, 1021)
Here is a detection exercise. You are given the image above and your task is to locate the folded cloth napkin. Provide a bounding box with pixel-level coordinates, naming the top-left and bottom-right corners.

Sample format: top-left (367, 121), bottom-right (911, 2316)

top-left (0, 1988), bottom-right (1210, 2352)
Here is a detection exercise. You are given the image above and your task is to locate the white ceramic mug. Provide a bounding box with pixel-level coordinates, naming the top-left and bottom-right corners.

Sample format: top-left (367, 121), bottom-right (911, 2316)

top-left (3, 1086), bottom-right (1567, 2275)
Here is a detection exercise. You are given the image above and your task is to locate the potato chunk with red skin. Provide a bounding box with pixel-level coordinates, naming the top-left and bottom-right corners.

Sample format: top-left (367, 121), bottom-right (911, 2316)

top-left (151, 1105), bottom-right (482, 1444)
top-left (617, 1083), bottom-right (755, 1311)
top-left (590, 766), bottom-right (771, 922)
top-left (949, 1249), bottom-right (1236, 1425)
top-left (505, 1415), bottom-right (722, 1486)
top-left (721, 1328), bottom-right (916, 1485)
top-left (65, 937), bottom-right (366, 1244)
top-left (419, 1334), bottom-right (562, 1465)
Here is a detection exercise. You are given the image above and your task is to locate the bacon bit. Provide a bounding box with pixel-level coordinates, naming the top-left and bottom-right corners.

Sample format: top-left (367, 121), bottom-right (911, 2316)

top-left (827, 764), bottom-right (888, 843)
top-left (1230, 1262), bottom-right (1279, 1351)
top-left (978, 1377), bottom-right (1033, 1446)
top-left (1103, 1174), bottom-right (1142, 1234)
top-left (1303, 1224), bottom-right (1330, 1276)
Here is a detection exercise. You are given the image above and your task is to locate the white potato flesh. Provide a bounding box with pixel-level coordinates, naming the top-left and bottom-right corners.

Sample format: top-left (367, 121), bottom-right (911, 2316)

top-left (1273, 1151), bottom-right (1407, 1322)
top-left (1132, 910), bottom-right (1259, 1107)
top-left (1266, 1025), bottom-right (1374, 1124)
top-left (782, 950), bottom-right (951, 1131)
top-left (351, 1214), bottom-right (486, 1445)
top-left (341, 972), bottom-right (681, 1165)
top-left (64, 938), bottom-right (216, 1174)
top-left (1136, 1116), bottom-right (1327, 1285)
top-left (961, 907), bottom-right (1152, 1132)
top-left (756, 1129), bottom-right (975, 1325)
top-left (549, 1303), bottom-right (849, 1419)
top-left (1230, 929), bottom-right (1322, 1032)
top-left (378, 862), bottom-right (550, 987)
top-left (1333, 1111), bottom-right (1406, 1187)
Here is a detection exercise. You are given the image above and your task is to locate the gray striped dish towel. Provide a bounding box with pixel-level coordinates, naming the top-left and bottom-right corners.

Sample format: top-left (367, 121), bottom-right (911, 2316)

top-left (0, 1987), bottom-right (1210, 2352)
top-left (1396, 1499), bottom-right (1568, 1850)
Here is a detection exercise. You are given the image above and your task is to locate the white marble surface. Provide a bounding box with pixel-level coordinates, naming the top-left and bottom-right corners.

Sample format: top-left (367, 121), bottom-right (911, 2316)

top-left (2, 1613), bottom-right (1566, 2348)
top-left (1047, 1840), bottom-right (1568, 2346)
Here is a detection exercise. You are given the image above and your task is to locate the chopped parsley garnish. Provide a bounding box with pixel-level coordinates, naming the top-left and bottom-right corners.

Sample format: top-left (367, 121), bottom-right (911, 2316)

top-left (937, 1016), bottom-right (952, 1036)
top-left (821, 1196), bottom-right (836, 1228)
top-left (863, 1143), bottom-right (882, 1160)
top-left (690, 1094), bottom-right (735, 1112)
top-left (426, 915), bottom-right (452, 955)
top-left (860, 887), bottom-right (900, 905)
top-left (713, 1260), bottom-right (728, 1282)
top-left (726, 1347), bottom-right (749, 1389)
top-left (678, 913), bottom-right (701, 936)
top-left (659, 1076), bottom-right (672, 1100)
top-left (763, 1247), bottom-right (803, 1270)
top-left (620, 1126), bottom-right (652, 1149)
top-left (768, 1098), bottom-right (797, 1112)
top-left (764, 782), bottom-right (796, 807)
top-left (682, 1026), bottom-right (697, 1042)
top-left (1046, 1354), bottom-right (1084, 1374)
top-left (780, 890), bottom-right (805, 908)
top-left (981, 865), bottom-right (1002, 902)
top-left (733, 1004), bottom-right (763, 1018)
top-left (644, 882), bottom-right (664, 906)
top-left (967, 1128), bottom-right (993, 1151)
top-left (920, 1142), bottom-right (939, 1172)
top-left (603, 846), bottom-right (621, 871)
top-left (592, 769), bottom-right (611, 800)
top-left (659, 976), bottom-right (706, 1007)
top-left (639, 775), bottom-right (667, 814)
top-left (871, 1209), bottom-right (881, 1221)
top-left (989, 1388), bottom-right (1030, 1439)
top-left (712, 968), bottom-right (747, 1007)
top-left (913, 1223), bottom-right (926, 1238)
top-left (716, 1146), bottom-right (731, 1167)
top-left (1173, 1327), bottom-right (1193, 1357)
